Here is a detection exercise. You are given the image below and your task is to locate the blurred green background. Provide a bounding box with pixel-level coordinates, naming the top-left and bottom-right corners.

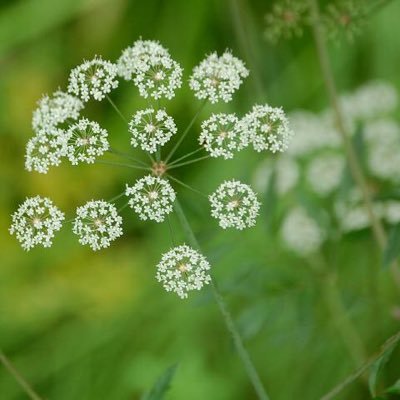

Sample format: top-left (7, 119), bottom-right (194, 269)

top-left (1, 0), bottom-right (400, 399)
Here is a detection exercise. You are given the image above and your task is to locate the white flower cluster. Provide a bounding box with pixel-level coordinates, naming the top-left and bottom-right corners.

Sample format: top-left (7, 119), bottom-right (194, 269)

top-left (209, 180), bottom-right (260, 230)
top-left (117, 39), bottom-right (182, 99)
top-left (9, 196), bottom-right (65, 251)
top-left (68, 57), bottom-right (119, 102)
top-left (129, 108), bottom-right (177, 153)
top-left (280, 207), bottom-right (324, 256)
top-left (125, 175), bottom-right (176, 222)
top-left (65, 118), bottom-right (109, 165)
top-left (72, 200), bottom-right (123, 251)
top-left (199, 113), bottom-right (248, 159)
top-left (243, 104), bottom-right (293, 153)
top-left (117, 39), bottom-right (170, 80)
top-left (25, 127), bottom-right (67, 174)
top-left (189, 51), bottom-right (249, 103)
top-left (156, 244), bottom-right (211, 299)
top-left (306, 153), bottom-right (345, 197)
top-left (32, 90), bottom-right (83, 132)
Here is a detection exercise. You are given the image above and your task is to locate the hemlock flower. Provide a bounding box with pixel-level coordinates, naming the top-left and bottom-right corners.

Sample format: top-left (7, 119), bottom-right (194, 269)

top-left (189, 51), bottom-right (249, 103)
top-left (199, 113), bottom-right (248, 159)
top-left (117, 39), bottom-right (170, 80)
top-left (73, 200), bottom-right (123, 251)
top-left (244, 104), bottom-right (293, 153)
top-left (129, 108), bottom-right (177, 154)
top-left (25, 128), bottom-right (68, 174)
top-left (209, 180), bottom-right (260, 230)
top-left (9, 196), bottom-right (65, 251)
top-left (32, 90), bottom-right (83, 133)
top-left (132, 51), bottom-right (183, 100)
top-left (125, 175), bottom-right (176, 222)
top-left (65, 118), bottom-right (109, 165)
top-left (280, 207), bottom-right (324, 256)
top-left (156, 244), bottom-right (211, 299)
top-left (68, 56), bottom-right (119, 102)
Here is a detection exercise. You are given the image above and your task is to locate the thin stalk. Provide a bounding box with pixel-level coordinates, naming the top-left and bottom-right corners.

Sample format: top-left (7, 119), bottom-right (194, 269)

top-left (106, 95), bottom-right (128, 124)
top-left (166, 214), bottom-right (176, 246)
top-left (173, 199), bottom-right (270, 400)
top-left (96, 160), bottom-right (151, 171)
top-left (165, 100), bottom-right (207, 163)
top-left (167, 174), bottom-right (207, 198)
top-left (0, 351), bottom-right (43, 400)
top-left (168, 155), bottom-right (210, 170)
top-left (108, 192), bottom-right (125, 203)
top-left (109, 148), bottom-right (148, 167)
top-left (169, 147), bottom-right (204, 167)
top-left (320, 330), bottom-right (400, 400)
top-left (118, 202), bottom-right (130, 213)
top-left (308, 0), bottom-right (400, 285)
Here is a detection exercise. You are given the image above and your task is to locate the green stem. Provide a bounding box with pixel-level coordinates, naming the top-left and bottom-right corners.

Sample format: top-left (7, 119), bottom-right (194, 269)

top-left (169, 147), bottom-right (204, 167)
top-left (96, 160), bottom-right (151, 171)
top-left (173, 199), bottom-right (270, 400)
top-left (0, 351), bottom-right (43, 400)
top-left (165, 100), bottom-right (207, 163)
top-left (106, 95), bottom-right (128, 124)
top-left (320, 330), bottom-right (400, 400)
top-left (168, 155), bottom-right (210, 169)
top-left (167, 174), bottom-right (207, 198)
top-left (109, 148), bottom-right (148, 167)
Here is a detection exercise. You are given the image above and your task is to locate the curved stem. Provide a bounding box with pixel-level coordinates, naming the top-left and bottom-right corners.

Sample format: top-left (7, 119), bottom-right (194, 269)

top-left (173, 199), bottom-right (270, 400)
top-left (0, 351), bottom-right (43, 400)
top-left (165, 100), bottom-right (207, 163)
top-left (308, 0), bottom-right (400, 286)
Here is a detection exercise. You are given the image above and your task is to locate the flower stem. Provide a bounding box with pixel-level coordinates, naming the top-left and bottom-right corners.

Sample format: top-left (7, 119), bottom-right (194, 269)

top-left (173, 199), bottom-right (270, 400)
top-left (320, 330), bottom-right (400, 400)
top-left (165, 99), bottom-right (207, 163)
top-left (0, 351), bottom-right (43, 400)
top-left (109, 148), bottom-right (148, 167)
top-left (308, 0), bottom-right (400, 286)
top-left (169, 147), bottom-right (204, 167)
top-left (167, 155), bottom-right (210, 169)
top-left (167, 174), bottom-right (207, 198)
top-left (96, 160), bottom-right (151, 171)
top-left (106, 95), bottom-right (128, 124)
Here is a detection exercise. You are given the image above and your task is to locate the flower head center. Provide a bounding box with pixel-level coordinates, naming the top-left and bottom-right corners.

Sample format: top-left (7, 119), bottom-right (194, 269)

top-left (94, 218), bottom-right (103, 227)
top-left (152, 161), bottom-right (167, 177)
top-left (32, 217), bottom-right (41, 227)
top-left (229, 199), bottom-right (240, 208)
top-left (178, 263), bottom-right (188, 273)
top-left (154, 71), bottom-right (163, 81)
top-left (219, 131), bottom-right (227, 139)
top-left (148, 190), bottom-right (159, 200)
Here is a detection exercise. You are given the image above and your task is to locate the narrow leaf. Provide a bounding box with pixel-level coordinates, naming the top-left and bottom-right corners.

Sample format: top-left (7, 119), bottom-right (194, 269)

top-left (369, 345), bottom-right (396, 397)
top-left (141, 364), bottom-right (178, 400)
top-left (383, 224), bottom-right (400, 268)
top-left (386, 378), bottom-right (400, 394)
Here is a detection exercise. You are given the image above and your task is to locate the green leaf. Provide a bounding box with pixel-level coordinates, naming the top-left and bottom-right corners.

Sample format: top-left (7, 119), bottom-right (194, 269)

top-left (141, 364), bottom-right (178, 400)
top-left (386, 378), bottom-right (400, 394)
top-left (383, 224), bottom-right (400, 268)
top-left (369, 345), bottom-right (396, 397)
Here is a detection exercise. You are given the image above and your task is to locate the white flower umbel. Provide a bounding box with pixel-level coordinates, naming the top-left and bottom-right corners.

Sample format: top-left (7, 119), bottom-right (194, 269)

top-left (65, 118), bottom-right (109, 165)
top-left (25, 128), bottom-right (68, 174)
top-left (125, 175), bottom-right (176, 222)
top-left (117, 39), bottom-right (170, 80)
top-left (132, 52), bottom-right (183, 100)
top-left (244, 104), bottom-right (293, 153)
top-left (199, 113), bottom-right (248, 159)
top-left (306, 153), bottom-right (345, 197)
top-left (68, 57), bottom-right (119, 102)
top-left (32, 90), bottom-right (83, 133)
top-left (73, 200), bottom-right (123, 251)
top-left (209, 180), bottom-right (260, 230)
top-left (129, 108), bottom-right (177, 153)
top-left (384, 201), bottom-right (400, 225)
top-left (189, 51), bottom-right (249, 103)
top-left (10, 196), bottom-right (65, 251)
top-left (280, 207), bottom-right (324, 256)
top-left (156, 244), bottom-right (211, 299)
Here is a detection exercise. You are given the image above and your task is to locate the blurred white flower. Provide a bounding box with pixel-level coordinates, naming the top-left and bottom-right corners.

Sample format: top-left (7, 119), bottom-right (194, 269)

top-left (384, 201), bottom-right (400, 225)
top-left (10, 196), bottom-right (65, 251)
top-left (156, 244), bottom-right (211, 299)
top-left (306, 153), bottom-right (345, 196)
top-left (117, 39), bottom-right (170, 80)
top-left (129, 108), bottom-right (177, 154)
top-left (209, 180), bottom-right (260, 230)
top-left (244, 104), bottom-right (293, 153)
top-left (65, 118), bottom-right (109, 165)
top-left (189, 51), bottom-right (249, 103)
top-left (73, 200), bottom-right (123, 251)
top-left (125, 175), bottom-right (176, 222)
top-left (199, 113), bottom-right (248, 159)
top-left (68, 56), bottom-right (119, 102)
top-left (281, 207), bottom-right (324, 256)
top-left (25, 128), bottom-right (67, 174)
top-left (32, 90), bottom-right (83, 133)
